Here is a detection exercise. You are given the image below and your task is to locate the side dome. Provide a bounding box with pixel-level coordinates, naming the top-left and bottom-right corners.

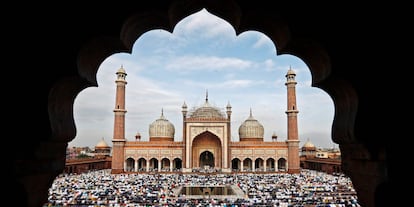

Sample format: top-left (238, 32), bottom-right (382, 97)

top-left (95, 138), bottom-right (111, 156)
top-left (302, 139), bottom-right (316, 150)
top-left (149, 109), bottom-right (175, 138)
top-left (239, 109), bottom-right (264, 140)
top-left (95, 138), bottom-right (109, 148)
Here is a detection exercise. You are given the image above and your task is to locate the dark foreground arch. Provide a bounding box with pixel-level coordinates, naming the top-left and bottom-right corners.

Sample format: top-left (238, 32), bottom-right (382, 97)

top-left (8, 1), bottom-right (396, 206)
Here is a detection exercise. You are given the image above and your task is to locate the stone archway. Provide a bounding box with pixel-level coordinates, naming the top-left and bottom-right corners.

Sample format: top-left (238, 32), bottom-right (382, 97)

top-left (192, 131), bottom-right (222, 169)
top-left (199, 151), bottom-right (214, 169)
top-left (278, 158), bottom-right (287, 171)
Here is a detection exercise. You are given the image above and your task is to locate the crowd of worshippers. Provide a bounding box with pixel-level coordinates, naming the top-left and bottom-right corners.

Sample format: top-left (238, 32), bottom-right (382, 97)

top-left (44, 169), bottom-right (360, 206)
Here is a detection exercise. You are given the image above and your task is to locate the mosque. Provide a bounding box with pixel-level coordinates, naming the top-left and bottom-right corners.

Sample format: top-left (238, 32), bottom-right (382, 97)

top-left (111, 66), bottom-right (300, 174)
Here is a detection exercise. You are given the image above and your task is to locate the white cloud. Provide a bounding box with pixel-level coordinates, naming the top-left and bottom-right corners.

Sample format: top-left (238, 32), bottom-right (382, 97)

top-left (166, 55), bottom-right (252, 71)
top-left (218, 80), bottom-right (255, 88)
top-left (178, 78), bottom-right (267, 90)
top-left (263, 59), bottom-right (275, 71)
top-left (253, 35), bottom-right (271, 48)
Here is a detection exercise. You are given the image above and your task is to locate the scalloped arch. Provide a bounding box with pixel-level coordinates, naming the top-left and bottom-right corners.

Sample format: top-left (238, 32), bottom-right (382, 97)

top-left (49, 0), bottom-right (356, 149)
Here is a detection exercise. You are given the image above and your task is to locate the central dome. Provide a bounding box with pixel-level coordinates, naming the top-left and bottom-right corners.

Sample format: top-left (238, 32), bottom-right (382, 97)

top-left (188, 95), bottom-right (225, 119)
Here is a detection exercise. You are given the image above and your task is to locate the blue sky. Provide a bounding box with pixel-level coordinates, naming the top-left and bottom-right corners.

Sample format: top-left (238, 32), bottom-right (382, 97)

top-left (70, 9), bottom-right (335, 149)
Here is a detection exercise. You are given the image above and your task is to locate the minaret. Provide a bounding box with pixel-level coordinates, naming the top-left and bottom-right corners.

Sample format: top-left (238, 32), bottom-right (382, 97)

top-left (111, 65), bottom-right (127, 174)
top-left (285, 67), bottom-right (300, 173)
top-left (226, 101), bottom-right (232, 171)
top-left (181, 101), bottom-right (188, 171)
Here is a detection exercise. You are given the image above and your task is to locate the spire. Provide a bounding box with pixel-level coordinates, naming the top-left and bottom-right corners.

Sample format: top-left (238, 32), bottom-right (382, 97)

top-left (202, 90), bottom-right (210, 107)
top-left (117, 65), bottom-right (126, 74)
top-left (247, 108), bottom-right (255, 120)
top-left (226, 101), bottom-right (232, 112)
top-left (226, 101), bottom-right (231, 108)
top-left (182, 102), bottom-right (188, 116)
top-left (116, 65), bottom-right (127, 81)
top-left (160, 108), bottom-right (165, 119)
top-left (226, 101), bottom-right (232, 117)
top-left (205, 89), bottom-right (208, 102)
top-left (286, 66), bottom-right (296, 77)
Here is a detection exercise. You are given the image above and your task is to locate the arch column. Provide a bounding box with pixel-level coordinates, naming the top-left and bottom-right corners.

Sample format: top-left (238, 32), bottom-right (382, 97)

top-left (241, 160), bottom-right (244, 172)
top-left (275, 159), bottom-right (278, 172)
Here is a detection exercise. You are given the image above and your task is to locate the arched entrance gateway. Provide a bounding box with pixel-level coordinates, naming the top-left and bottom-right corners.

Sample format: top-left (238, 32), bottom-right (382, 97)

top-left (192, 132), bottom-right (222, 170)
top-left (199, 151), bottom-right (214, 168)
top-left (182, 93), bottom-right (232, 172)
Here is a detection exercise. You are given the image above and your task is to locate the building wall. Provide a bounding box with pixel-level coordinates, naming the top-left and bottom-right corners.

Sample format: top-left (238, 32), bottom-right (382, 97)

top-left (64, 157), bottom-right (112, 174)
top-left (300, 157), bottom-right (342, 174)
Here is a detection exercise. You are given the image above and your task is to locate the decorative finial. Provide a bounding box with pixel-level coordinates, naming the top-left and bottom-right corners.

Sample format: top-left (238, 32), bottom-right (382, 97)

top-left (205, 89), bottom-right (208, 102)
top-left (250, 107), bottom-right (252, 117)
top-left (226, 101), bottom-right (232, 108)
top-left (160, 108), bottom-right (165, 119)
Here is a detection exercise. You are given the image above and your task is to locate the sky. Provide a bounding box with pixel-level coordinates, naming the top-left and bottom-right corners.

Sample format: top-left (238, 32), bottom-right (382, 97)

top-left (69, 9), bottom-right (336, 149)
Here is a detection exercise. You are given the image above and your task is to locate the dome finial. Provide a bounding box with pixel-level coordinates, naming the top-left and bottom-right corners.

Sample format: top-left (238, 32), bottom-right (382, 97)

top-left (239, 108), bottom-right (264, 139)
top-left (160, 108), bottom-right (165, 119)
top-left (205, 89), bottom-right (208, 102)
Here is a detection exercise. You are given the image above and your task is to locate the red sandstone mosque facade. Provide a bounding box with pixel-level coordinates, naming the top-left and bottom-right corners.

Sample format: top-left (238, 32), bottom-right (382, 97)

top-left (111, 66), bottom-right (300, 174)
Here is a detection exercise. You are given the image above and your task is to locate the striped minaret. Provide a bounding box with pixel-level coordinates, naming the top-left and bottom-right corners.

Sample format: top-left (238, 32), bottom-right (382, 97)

top-left (111, 65), bottom-right (127, 174)
top-left (285, 67), bottom-right (300, 173)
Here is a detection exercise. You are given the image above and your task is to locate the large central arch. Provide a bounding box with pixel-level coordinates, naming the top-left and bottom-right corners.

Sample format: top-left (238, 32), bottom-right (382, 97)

top-left (192, 131), bottom-right (222, 169)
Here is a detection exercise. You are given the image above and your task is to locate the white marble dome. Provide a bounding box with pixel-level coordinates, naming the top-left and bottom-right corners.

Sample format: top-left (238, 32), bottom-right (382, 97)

top-left (149, 110), bottom-right (175, 138)
top-left (302, 139), bottom-right (316, 150)
top-left (189, 99), bottom-right (225, 119)
top-left (238, 109), bottom-right (264, 139)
